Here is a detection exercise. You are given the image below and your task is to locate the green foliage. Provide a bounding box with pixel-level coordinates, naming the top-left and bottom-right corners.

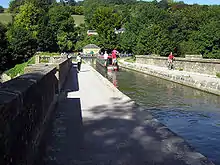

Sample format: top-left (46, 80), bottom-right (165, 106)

top-left (1, 0), bottom-right (79, 74)
top-left (48, 5), bottom-right (70, 29)
top-left (117, 1), bottom-right (220, 58)
top-left (0, 6), bottom-right (4, 13)
top-left (57, 31), bottom-right (77, 52)
top-left (0, 23), bottom-right (12, 72)
top-left (9, 0), bottom-right (56, 13)
top-left (9, 0), bottom-right (23, 13)
top-left (13, 2), bottom-right (41, 37)
top-left (90, 7), bottom-right (122, 49)
top-left (37, 52), bottom-right (60, 56)
top-left (179, 40), bottom-right (200, 55)
top-left (83, 0), bottom-right (105, 26)
top-left (70, 6), bottom-right (84, 15)
top-left (47, 5), bottom-right (77, 52)
top-left (36, 4), bottom-right (77, 52)
top-left (7, 25), bottom-right (37, 63)
top-left (5, 56), bottom-right (35, 78)
top-left (216, 73), bottom-right (220, 78)
top-left (195, 21), bottom-right (220, 59)
top-left (37, 20), bottom-right (58, 52)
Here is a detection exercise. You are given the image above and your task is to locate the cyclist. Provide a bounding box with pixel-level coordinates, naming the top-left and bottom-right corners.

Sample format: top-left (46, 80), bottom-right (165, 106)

top-left (112, 48), bottom-right (118, 65)
top-left (168, 52), bottom-right (174, 69)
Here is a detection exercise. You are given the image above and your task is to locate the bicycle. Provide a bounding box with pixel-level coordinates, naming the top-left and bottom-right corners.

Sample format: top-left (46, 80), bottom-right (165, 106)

top-left (167, 60), bottom-right (174, 70)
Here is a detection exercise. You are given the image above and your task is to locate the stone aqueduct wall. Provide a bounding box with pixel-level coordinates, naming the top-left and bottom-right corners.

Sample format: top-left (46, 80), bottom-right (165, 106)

top-left (0, 58), bottom-right (72, 165)
top-left (136, 55), bottom-right (220, 75)
top-left (120, 60), bottom-right (220, 96)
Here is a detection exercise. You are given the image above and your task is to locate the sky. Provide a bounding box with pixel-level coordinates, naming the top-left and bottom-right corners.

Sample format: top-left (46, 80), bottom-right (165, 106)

top-left (1, 0), bottom-right (220, 8)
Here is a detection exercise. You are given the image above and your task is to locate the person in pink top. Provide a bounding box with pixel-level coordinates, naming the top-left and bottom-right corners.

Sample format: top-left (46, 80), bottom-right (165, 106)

top-left (112, 48), bottom-right (118, 65)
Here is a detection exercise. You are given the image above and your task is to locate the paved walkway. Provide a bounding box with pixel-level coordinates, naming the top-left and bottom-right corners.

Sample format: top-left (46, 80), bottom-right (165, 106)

top-left (39, 63), bottom-right (214, 165)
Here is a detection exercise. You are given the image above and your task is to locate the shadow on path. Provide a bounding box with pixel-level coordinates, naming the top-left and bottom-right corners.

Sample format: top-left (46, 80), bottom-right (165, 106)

top-left (63, 65), bottom-right (79, 92)
top-left (37, 65), bottom-right (213, 165)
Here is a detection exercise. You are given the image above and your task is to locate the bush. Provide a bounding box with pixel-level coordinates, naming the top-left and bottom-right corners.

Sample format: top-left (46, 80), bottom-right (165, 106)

top-left (71, 6), bottom-right (84, 15)
top-left (5, 56), bottom-right (35, 78)
top-left (7, 26), bottom-right (37, 63)
top-left (37, 52), bottom-right (60, 56)
top-left (216, 73), bottom-right (220, 78)
top-left (0, 6), bottom-right (4, 13)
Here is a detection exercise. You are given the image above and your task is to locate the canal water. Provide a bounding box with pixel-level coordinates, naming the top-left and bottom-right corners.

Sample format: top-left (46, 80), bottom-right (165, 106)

top-left (88, 59), bottom-right (220, 164)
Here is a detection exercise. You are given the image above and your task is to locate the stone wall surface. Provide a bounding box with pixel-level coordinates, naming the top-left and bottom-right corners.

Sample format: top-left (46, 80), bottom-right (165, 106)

top-left (0, 58), bottom-right (72, 165)
top-left (120, 60), bottom-right (220, 96)
top-left (56, 58), bottom-right (72, 92)
top-left (136, 55), bottom-right (220, 75)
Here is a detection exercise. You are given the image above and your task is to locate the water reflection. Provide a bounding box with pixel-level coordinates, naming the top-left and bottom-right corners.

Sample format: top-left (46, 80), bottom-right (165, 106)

top-left (107, 71), bottom-right (118, 87)
top-left (90, 60), bottom-right (220, 164)
top-left (95, 61), bottom-right (118, 87)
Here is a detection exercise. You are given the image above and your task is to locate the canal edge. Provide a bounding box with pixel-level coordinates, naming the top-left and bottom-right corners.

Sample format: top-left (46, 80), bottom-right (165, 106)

top-left (87, 62), bottom-right (215, 165)
top-left (119, 60), bottom-right (220, 96)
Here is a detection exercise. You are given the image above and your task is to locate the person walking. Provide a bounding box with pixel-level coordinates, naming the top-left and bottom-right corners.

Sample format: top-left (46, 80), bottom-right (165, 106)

top-left (76, 53), bottom-right (82, 72)
top-left (112, 48), bottom-right (118, 65)
top-left (104, 51), bottom-right (108, 66)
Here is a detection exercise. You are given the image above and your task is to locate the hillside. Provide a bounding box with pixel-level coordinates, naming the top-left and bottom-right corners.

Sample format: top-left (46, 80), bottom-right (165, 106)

top-left (0, 13), bottom-right (84, 26)
top-left (71, 15), bottom-right (85, 26)
top-left (0, 13), bottom-right (12, 24)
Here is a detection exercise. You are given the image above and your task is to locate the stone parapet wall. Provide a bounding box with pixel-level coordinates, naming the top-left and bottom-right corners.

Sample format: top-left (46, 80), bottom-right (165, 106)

top-left (120, 61), bottom-right (220, 96)
top-left (136, 55), bottom-right (220, 75)
top-left (56, 58), bottom-right (72, 92)
top-left (0, 58), bottom-right (72, 165)
top-left (26, 58), bottom-right (72, 93)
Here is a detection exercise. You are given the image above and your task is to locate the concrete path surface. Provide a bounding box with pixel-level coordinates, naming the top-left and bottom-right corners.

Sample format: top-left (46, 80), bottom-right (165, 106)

top-left (38, 63), bottom-right (214, 165)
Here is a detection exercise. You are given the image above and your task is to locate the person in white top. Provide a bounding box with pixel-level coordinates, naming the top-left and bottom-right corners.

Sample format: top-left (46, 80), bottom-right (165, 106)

top-left (76, 53), bottom-right (82, 72)
top-left (104, 51), bottom-right (108, 66)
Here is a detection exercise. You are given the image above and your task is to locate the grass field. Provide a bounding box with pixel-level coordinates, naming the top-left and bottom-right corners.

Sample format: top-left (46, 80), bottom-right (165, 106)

top-left (0, 13), bottom-right (84, 26)
top-left (0, 13), bottom-right (12, 24)
top-left (72, 15), bottom-right (85, 26)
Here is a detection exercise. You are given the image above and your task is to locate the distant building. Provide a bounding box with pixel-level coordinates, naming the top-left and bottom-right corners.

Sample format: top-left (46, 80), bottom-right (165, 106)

top-left (114, 28), bottom-right (125, 34)
top-left (83, 44), bottom-right (101, 55)
top-left (87, 28), bottom-right (125, 36)
top-left (87, 30), bottom-right (98, 36)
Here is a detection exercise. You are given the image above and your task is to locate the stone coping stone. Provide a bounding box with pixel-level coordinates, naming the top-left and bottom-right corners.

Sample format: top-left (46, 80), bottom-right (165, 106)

top-left (136, 55), bottom-right (220, 63)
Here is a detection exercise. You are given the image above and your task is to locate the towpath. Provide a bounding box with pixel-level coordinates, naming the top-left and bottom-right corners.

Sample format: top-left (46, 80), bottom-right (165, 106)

top-left (39, 63), bottom-right (214, 165)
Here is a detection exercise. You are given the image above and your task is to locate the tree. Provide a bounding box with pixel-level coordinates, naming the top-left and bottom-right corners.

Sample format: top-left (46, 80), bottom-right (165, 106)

top-left (9, 0), bottom-right (23, 13)
top-left (0, 23), bottom-right (12, 72)
top-left (71, 6), bottom-right (84, 15)
top-left (57, 17), bottom-right (77, 52)
top-left (83, 0), bottom-right (105, 27)
top-left (7, 25), bottom-right (37, 63)
top-left (196, 21), bottom-right (220, 58)
top-left (0, 5), bottom-right (4, 13)
top-left (69, 0), bottom-right (76, 6)
top-left (37, 16), bottom-right (58, 52)
top-left (90, 7), bottom-right (122, 49)
top-left (48, 5), bottom-right (72, 32)
top-left (46, 5), bottom-right (77, 52)
top-left (13, 2), bottom-right (42, 38)
top-left (9, 0), bottom-right (55, 13)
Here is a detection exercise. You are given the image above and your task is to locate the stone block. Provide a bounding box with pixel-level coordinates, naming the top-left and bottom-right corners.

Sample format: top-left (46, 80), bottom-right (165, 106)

top-left (135, 55), bottom-right (220, 75)
top-left (0, 65), bottom-right (58, 165)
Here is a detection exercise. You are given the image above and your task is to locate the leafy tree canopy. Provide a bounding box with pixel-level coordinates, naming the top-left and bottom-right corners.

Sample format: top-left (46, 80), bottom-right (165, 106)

top-left (0, 5), bottom-right (4, 13)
